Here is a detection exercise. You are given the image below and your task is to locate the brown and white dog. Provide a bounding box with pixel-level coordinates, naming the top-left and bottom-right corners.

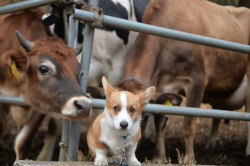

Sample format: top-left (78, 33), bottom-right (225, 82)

top-left (87, 77), bottom-right (155, 166)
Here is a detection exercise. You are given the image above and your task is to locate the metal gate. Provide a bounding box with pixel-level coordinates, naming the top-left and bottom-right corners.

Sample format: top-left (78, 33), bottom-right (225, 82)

top-left (0, 0), bottom-right (250, 163)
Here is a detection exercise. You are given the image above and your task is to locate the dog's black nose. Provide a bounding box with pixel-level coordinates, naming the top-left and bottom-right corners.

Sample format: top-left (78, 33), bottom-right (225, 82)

top-left (120, 121), bottom-right (128, 129)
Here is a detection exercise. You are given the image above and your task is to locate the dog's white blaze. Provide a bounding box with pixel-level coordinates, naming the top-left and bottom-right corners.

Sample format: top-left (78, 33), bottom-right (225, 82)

top-left (113, 92), bottom-right (133, 130)
top-left (120, 92), bottom-right (127, 109)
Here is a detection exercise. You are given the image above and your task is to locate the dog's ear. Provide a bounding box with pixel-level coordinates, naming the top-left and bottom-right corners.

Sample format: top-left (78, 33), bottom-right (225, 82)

top-left (139, 86), bottom-right (156, 107)
top-left (151, 92), bottom-right (183, 106)
top-left (102, 76), bottom-right (116, 98)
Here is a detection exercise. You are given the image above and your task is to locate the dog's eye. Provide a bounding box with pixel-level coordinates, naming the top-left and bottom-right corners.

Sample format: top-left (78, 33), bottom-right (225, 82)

top-left (114, 106), bottom-right (120, 112)
top-left (129, 106), bottom-right (135, 113)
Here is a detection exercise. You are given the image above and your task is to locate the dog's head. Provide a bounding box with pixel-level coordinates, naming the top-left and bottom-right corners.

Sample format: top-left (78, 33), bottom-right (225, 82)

top-left (102, 76), bottom-right (155, 131)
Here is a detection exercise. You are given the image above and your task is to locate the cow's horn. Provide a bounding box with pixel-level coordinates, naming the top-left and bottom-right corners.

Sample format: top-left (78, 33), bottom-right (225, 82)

top-left (16, 31), bottom-right (34, 51)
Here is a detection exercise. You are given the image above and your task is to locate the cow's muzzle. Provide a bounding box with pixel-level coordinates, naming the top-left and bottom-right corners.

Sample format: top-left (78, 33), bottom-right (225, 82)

top-left (61, 96), bottom-right (91, 121)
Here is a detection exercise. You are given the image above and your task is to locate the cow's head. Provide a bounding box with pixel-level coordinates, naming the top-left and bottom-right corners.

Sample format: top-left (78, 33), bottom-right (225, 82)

top-left (2, 31), bottom-right (91, 121)
top-left (116, 77), bottom-right (183, 105)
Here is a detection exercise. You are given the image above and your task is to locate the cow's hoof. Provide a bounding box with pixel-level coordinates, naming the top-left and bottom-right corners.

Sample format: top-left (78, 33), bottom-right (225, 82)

top-left (205, 139), bottom-right (216, 150)
top-left (246, 144), bottom-right (250, 156)
top-left (152, 157), bottom-right (167, 164)
top-left (177, 153), bottom-right (196, 165)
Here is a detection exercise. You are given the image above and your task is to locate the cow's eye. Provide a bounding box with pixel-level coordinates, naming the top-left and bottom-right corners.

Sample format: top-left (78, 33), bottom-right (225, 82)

top-left (114, 106), bottom-right (120, 112)
top-left (129, 106), bottom-right (135, 113)
top-left (39, 65), bottom-right (50, 75)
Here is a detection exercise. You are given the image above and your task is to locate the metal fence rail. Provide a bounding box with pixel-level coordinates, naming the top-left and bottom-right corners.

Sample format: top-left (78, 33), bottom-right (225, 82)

top-left (0, 95), bottom-right (249, 121)
top-left (73, 9), bottom-right (250, 54)
top-left (0, 0), bottom-right (57, 15)
top-left (1, 0), bottom-right (250, 163)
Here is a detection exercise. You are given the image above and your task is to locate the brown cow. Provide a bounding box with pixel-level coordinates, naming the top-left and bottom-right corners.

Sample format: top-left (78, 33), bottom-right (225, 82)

top-left (116, 0), bottom-right (250, 163)
top-left (0, 9), bottom-right (91, 160)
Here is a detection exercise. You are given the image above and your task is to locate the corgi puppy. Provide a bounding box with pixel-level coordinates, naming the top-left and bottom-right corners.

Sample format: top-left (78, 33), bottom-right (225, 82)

top-left (87, 76), bottom-right (155, 166)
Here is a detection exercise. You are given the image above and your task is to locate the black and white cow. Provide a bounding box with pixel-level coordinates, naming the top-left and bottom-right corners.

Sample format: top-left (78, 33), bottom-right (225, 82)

top-left (46, 0), bottom-right (149, 86)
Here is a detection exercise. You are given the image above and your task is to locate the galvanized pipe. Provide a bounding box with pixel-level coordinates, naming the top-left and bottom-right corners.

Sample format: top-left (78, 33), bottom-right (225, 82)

top-left (68, 15), bottom-right (75, 47)
top-left (59, 13), bottom-right (77, 162)
top-left (91, 99), bottom-right (250, 121)
top-left (67, 0), bottom-right (99, 161)
top-left (0, 95), bottom-right (29, 107)
top-left (0, 0), bottom-right (57, 15)
top-left (59, 120), bottom-right (70, 161)
top-left (1, 95), bottom-right (249, 121)
top-left (74, 20), bottom-right (79, 48)
top-left (73, 9), bottom-right (250, 54)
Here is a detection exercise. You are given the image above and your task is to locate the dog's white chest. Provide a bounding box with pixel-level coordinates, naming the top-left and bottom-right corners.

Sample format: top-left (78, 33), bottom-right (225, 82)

top-left (100, 127), bottom-right (132, 155)
top-left (99, 117), bottom-right (135, 155)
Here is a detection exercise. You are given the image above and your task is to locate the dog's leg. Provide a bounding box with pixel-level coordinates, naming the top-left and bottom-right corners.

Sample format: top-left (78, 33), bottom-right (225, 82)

top-left (36, 118), bottom-right (61, 161)
top-left (94, 149), bottom-right (108, 166)
top-left (126, 143), bottom-right (141, 166)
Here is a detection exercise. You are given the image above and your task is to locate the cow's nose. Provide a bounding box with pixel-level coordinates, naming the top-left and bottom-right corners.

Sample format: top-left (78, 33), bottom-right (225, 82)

top-left (74, 100), bottom-right (87, 114)
top-left (73, 98), bottom-right (91, 116)
top-left (62, 96), bottom-right (91, 120)
top-left (120, 121), bottom-right (128, 129)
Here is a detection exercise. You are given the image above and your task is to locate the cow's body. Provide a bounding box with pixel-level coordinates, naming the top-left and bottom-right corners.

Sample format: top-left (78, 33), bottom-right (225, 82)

top-left (118, 0), bottom-right (250, 163)
top-left (0, 9), bottom-right (91, 160)
top-left (86, 0), bottom-right (149, 86)
top-left (49, 0), bottom-right (149, 86)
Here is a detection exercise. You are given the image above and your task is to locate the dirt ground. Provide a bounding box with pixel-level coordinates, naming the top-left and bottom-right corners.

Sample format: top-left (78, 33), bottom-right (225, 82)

top-left (0, 107), bottom-right (249, 166)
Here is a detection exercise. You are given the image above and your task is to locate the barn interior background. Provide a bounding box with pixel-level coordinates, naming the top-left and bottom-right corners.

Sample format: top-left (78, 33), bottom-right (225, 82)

top-left (0, 0), bottom-right (249, 166)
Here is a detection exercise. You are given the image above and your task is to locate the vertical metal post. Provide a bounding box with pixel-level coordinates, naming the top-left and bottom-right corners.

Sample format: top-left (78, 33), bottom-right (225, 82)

top-left (67, 0), bottom-right (99, 161)
top-left (59, 120), bottom-right (71, 161)
top-left (59, 14), bottom-right (76, 161)
top-left (74, 20), bottom-right (79, 49)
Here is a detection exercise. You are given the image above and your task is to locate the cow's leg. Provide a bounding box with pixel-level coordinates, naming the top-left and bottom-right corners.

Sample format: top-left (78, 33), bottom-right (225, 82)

top-left (152, 114), bottom-right (168, 163)
top-left (205, 118), bottom-right (221, 149)
top-left (245, 61), bottom-right (250, 156)
top-left (14, 111), bottom-right (45, 160)
top-left (184, 80), bottom-right (205, 163)
top-left (36, 118), bottom-right (61, 161)
top-left (140, 114), bottom-right (150, 137)
top-left (10, 106), bottom-right (32, 126)
top-left (245, 75), bottom-right (250, 156)
top-left (0, 103), bottom-right (9, 135)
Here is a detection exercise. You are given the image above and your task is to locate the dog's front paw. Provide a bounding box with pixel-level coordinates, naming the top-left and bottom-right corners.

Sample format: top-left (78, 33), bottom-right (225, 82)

top-left (94, 159), bottom-right (108, 166)
top-left (127, 160), bottom-right (141, 166)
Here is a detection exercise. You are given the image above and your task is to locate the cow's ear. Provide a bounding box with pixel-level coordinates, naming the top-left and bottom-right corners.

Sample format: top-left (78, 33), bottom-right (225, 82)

top-left (152, 93), bottom-right (183, 106)
top-left (102, 76), bottom-right (116, 98)
top-left (2, 49), bottom-right (29, 79)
